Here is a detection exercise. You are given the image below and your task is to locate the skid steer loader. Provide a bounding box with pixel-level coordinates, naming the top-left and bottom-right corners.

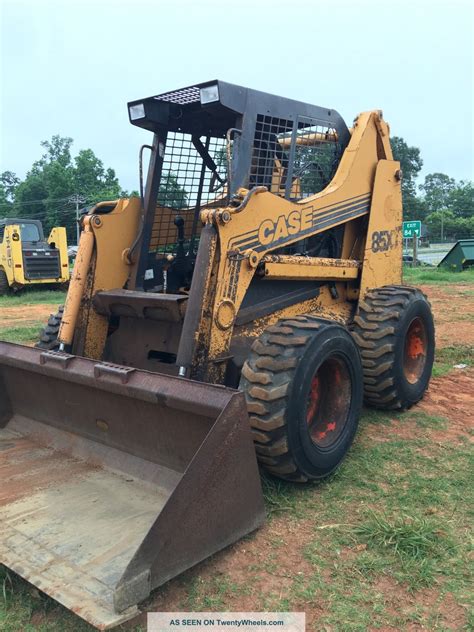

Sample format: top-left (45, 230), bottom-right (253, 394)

top-left (0, 80), bottom-right (435, 629)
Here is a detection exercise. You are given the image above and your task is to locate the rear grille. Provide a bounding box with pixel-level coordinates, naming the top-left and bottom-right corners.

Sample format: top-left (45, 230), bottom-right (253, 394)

top-left (23, 250), bottom-right (61, 280)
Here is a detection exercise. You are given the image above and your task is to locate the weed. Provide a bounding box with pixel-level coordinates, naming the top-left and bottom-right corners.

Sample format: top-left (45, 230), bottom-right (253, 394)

top-left (353, 512), bottom-right (455, 561)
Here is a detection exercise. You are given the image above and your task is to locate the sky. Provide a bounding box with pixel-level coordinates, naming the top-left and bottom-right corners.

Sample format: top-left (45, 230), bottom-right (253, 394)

top-left (1, 0), bottom-right (473, 195)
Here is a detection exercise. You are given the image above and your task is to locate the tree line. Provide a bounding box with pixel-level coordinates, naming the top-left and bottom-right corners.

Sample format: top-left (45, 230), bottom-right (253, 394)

top-left (0, 136), bottom-right (133, 243)
top-left (0, 135), bottom-right (472, 244)
top-left (391, 137), bottom-right (473, 241)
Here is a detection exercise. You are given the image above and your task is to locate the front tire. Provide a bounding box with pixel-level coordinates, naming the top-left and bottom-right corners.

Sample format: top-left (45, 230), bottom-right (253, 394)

top-left (240, 316), bottom-right (363, 482)
top-left (36, 306), bottom-right (64, 350)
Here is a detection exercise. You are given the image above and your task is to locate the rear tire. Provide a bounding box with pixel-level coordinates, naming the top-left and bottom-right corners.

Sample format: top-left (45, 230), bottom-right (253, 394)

top-left (0, 269), bottom-right (9, 296)
top-left (351, 286), bottom-right (435, 410)
top-left (240, 316), bottom-right (363, 482)
top-left (36, 306), bottom-right (64, 350)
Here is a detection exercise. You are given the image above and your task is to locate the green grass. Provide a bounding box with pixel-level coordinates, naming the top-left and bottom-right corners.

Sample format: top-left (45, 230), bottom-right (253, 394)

top-left (0, 324), bottom-right (44, 344)
top-left (433, 344), bottom-right (473, 377)
top-left (403, 266), bottom-right (474, 285)
top-left (0, 289), bottom-right (66, 306)
top-left (353, 513), bottom-right (455, 562)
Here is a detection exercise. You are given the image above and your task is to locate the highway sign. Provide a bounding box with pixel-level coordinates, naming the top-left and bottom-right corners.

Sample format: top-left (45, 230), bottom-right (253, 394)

top-left (403, 220), bottom-right (421, 238)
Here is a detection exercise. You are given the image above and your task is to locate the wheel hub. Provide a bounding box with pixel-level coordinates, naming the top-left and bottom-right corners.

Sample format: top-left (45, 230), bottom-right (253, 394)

top-left (306, 357), bottom-right (351, 448)
top-left (403, 317), bottom-right (427, 384)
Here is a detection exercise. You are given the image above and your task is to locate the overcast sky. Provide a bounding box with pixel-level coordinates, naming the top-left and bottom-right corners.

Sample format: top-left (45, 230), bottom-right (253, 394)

top-left (1, 0), bottom-right (473, 195)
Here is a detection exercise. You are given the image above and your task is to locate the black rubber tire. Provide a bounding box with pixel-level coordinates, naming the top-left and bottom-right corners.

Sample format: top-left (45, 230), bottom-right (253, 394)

top-left (351, 285), bottom-right (435, 410)
top-left (35, 306), bottom-right (64, 350)
top-left (239, 316), bottom-right (363, 482)
top-left (0, 269), bottom-right (9, 296)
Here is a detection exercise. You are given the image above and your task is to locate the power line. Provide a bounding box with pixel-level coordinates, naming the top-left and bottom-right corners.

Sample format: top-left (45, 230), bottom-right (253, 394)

top-left (0, 196), bottom-right (73, 208)
top-left (0, 192), bottom-right (123, 210)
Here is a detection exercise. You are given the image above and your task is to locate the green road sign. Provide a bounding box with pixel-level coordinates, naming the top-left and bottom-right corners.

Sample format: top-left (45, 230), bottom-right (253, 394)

top-left (403, 220), bottom-right (421, 238)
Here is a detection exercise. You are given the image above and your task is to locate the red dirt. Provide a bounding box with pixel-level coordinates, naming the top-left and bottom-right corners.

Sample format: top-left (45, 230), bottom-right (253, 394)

top-left (417, 370), bottom-right (474, 443)
top-left (0, 304), bottom-right (56, 329)
top-left (419, 284), bottom-right (474, 349)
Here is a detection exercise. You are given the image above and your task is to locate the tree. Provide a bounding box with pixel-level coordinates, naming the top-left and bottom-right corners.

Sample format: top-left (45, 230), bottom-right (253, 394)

top-left (447, 180), bottom-right (474, 218)
top-left (158, 172), bottom-right (188, 209)
top-left (419, 173), bottom-right (456, 214)
top-left (73, 150), bottom-right (121, 202)
top-left (390, 137), bottom-right (424, 218)
top-left (4, 136), bottom-right (125, 242)
top-left (0, 171), bottom-right (20, 201)
top-left (0, 171), bottom-right (20, 217)
top-left (36, 135), bottom-right (73, 170)
top-left (13, 174), bottom-right (48, 220)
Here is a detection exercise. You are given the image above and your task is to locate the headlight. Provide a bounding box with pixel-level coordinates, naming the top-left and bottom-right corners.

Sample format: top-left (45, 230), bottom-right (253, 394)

top-left (129, 103), bottom-right (146, 120)
top-left (200, 84), bottom-right (219, 105)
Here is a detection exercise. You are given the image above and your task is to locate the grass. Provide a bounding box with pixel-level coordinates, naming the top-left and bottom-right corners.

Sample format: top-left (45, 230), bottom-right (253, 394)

top-left (403, 266), bottom-right (474, 285)
top-left (0, 324), bottom-right (44, 344)
top-left (0, 289), bottom-right (66, 307)
top-left (352, 513), bottom-right (455, 562)
top-left (433, 344), bottom-right (474, 377)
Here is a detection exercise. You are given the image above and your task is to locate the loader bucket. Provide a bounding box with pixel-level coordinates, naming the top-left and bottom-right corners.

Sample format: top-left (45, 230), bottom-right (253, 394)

top-left (0, 342), bottom-right (265, 629)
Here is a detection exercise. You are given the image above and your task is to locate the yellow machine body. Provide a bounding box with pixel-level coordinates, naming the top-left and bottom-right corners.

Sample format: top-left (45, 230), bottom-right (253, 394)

top-left (0, 221), bottom-right (69, 290)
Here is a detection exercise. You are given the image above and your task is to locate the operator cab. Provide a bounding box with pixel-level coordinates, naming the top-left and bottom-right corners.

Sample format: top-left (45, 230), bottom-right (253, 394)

top-left (0, 218), bottom-right (44, 243)
top-left (127, 80), bottom-right (350, 291)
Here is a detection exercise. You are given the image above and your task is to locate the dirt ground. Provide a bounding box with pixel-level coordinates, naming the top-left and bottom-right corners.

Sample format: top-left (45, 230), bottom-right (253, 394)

top-left (0, 304), bottom-right (55, 329)
top-left (419, 283), bottom-right (474, 348)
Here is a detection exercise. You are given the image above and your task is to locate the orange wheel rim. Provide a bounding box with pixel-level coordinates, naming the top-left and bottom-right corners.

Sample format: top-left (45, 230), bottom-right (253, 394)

top-left (306, 357), bottom-right (351, 448)
top-left (403, 317), bottom-right (427, 384)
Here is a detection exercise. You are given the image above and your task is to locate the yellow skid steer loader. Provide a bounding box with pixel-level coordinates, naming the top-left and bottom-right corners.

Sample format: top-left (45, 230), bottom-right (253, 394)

top-left (0, 81), bottom-right (435, 629)
top-left (0, 219), bottom-right (69, 293)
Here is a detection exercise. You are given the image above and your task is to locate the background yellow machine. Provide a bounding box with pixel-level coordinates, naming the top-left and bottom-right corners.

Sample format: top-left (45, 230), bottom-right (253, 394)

top-left (0, 81), bottom-right (435, 629)
top-left (0, 218), bottom-right (69, 293)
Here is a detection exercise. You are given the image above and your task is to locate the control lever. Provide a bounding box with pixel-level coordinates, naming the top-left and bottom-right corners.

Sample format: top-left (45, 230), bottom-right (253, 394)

top-left (174, 216), bottom-right (185, 262)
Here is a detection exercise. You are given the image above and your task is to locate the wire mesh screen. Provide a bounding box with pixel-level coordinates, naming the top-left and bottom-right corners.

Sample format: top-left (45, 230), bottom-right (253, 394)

top-left (291, 117), bottom-right (341, 199)
top-left (251, 114), bottom-right (341, 200)
top-left (251, 115), bottom-right (294, 194)
top-left (149, 133), bottom-right (228, 254)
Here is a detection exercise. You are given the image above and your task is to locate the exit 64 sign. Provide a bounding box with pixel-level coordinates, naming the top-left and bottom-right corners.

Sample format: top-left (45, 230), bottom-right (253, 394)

top-left (403, 220), bottom-right (421, 238)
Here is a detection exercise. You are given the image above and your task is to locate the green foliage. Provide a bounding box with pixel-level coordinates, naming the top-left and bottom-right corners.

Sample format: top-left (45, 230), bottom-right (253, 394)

top-left (390, 137), bottom-right (472, 238)
top-left (420, 172), bottom-right (456, 214)
top-left (293, 141), bottom-right (339, 196)
top-left (158, 172), bottom-right (188, 209)
top-left (391, 136), bottom-right (423, 213)
top-left (417, 174), bottom-right (473, 240)
top-left (1, 135), bottom-right (124, 242)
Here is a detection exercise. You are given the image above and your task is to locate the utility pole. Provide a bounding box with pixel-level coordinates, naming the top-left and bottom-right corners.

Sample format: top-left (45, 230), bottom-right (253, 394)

top-left (69, 194), bottom-right (86, 246)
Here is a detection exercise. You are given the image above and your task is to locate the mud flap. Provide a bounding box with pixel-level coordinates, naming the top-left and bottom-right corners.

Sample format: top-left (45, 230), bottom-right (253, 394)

top-left (0, 342), bottom-right (265, 629)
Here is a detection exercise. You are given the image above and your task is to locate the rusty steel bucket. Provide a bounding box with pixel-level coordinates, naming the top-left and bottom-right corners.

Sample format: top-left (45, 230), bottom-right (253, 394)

top-left (0, 342), bottom-right (265, 629)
